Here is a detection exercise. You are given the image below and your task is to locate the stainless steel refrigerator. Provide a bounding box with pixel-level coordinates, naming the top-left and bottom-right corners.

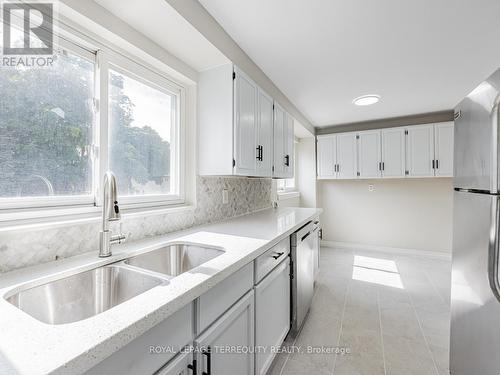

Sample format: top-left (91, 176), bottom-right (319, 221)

top-left (451, 68), bottom-right (500, 375)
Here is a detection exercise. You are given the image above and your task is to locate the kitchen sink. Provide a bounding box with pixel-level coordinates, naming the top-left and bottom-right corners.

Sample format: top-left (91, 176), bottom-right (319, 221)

top-left (5, 265), bottom-right (166, 325)
top-left (125, 243), bottom-right (225, 277)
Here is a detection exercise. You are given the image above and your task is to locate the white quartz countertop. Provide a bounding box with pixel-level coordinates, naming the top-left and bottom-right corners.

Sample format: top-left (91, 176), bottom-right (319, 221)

top-left (0, 207), bottom-right (321, 375)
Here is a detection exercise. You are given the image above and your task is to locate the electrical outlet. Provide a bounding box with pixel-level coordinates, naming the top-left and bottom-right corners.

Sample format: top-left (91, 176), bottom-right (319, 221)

top-left (368, 184), bottom-right (375, 192)
top-left (222, 188), bottom-right (229, 204)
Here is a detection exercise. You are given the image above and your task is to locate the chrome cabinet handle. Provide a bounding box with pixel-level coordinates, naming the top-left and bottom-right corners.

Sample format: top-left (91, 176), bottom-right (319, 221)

top-left (272, 251), bottom-right (285, 260)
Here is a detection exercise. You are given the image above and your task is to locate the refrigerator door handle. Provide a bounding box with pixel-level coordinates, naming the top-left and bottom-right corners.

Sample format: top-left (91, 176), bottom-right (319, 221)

top-left (488, 196), bottom-right (500, 302)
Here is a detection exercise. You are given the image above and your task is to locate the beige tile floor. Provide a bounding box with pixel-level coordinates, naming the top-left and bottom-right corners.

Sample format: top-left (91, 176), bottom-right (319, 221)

top-left (269, 247), bottom-right (451, 375)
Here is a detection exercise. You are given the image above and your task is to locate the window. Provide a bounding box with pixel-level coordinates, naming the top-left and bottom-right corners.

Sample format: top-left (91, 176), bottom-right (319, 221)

top-left (0, 29), bottom-right (185, 215)
top-left (0, 47), bottom-right (95, 205)
top-left (108, 67), bottom-right (181, 202)
top-left (277, 178), bottom-right (295, 192)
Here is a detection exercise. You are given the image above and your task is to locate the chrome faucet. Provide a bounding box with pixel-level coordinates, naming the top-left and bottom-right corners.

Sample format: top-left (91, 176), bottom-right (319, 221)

top-left (99, 171), bottom-right (126, 257)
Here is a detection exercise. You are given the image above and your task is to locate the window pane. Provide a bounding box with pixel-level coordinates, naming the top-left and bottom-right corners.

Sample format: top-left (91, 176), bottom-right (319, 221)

top-left (0, 50), bottom-right (94, 198)
top-left (108, 69), bottom-right (176, 197)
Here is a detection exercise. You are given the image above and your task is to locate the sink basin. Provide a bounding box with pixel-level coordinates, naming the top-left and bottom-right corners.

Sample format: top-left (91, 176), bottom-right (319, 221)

top-left (5, 265), bottom-right (165, 325)
top-left (125, 243), bottom-right (224, 277)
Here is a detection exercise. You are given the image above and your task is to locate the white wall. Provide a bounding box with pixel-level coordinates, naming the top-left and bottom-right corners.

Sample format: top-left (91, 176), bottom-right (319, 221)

top-left (165, 0), bottom-right (315, 134)
top-left (278, 194), bottom-right (300, 207)
top-left (318, 178), bottom-right (453, 253)
top-left (296, 137), bottom-right (317, 208)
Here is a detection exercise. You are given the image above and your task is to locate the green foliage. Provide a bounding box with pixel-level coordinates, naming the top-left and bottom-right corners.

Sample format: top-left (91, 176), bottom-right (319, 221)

top-left (0, 52), bottom-right (170, 198)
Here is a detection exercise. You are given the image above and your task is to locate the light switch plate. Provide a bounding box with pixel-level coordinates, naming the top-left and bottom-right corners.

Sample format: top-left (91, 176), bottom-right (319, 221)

top-left (222, 188), bottom-right (229, 204)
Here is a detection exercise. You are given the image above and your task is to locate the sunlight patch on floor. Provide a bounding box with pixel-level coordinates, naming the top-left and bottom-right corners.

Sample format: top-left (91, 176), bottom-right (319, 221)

top-left (352, 255), bottom-right (404, 289)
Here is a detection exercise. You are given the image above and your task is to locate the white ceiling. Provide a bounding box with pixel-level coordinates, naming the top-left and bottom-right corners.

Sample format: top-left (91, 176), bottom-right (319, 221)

top-left (199, 0), bottom-right (500, 127)
top-left (94, 0), bottom-right (228, 72)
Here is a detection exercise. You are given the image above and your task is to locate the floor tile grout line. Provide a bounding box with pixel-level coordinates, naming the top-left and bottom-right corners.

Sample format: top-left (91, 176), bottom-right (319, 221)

top-left (422, 267), bottom-right (448, 306)
top-left (277, 275), bottom-right (322, 375)
top-left (331, 250), bottom-right (353, 375)
top-left (403, 275), bottom-right (442, 375)
top-left (376, 288), bottom-right (388, 375)
top-left (276, 333), bottom-right (296, 375)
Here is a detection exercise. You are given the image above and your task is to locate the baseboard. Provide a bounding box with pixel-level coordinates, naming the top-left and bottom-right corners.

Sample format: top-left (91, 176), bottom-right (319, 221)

top-left (321, 240), bottom-right (451, 260)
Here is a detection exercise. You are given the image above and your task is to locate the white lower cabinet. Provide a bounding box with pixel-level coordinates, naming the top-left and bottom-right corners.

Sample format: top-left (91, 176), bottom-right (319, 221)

top-left (155, 350), bottom-right (194, 375)
top-left (255, 259), bottom-right (290, 375)
top-left (88, 239), bottom-right (294, 375)
top-left (195, 291), bottom-right (255, 375)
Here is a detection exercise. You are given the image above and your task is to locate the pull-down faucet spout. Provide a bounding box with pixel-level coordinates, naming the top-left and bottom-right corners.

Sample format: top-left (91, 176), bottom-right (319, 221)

top-left (99, 171), bottom-right (125, 257)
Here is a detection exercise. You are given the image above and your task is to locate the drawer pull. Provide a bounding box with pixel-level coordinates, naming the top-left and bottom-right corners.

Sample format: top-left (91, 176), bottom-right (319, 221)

top-left (272, 251), bottom-right (285, 260)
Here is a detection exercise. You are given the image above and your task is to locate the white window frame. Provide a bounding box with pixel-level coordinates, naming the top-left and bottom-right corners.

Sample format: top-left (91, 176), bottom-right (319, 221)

top-left (0, 19), bottom-right (187, 220)
top-left (99, 50), bottom-right (186, 208)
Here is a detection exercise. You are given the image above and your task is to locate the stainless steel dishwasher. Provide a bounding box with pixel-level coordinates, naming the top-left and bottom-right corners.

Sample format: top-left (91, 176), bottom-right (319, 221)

top-left (290, 220), bottom-right (319, 335)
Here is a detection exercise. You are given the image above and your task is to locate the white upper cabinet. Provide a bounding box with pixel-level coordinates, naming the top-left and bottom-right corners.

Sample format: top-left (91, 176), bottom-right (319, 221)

top-left (283, 113), bottom-right (295, 178)
top-left (316, 122), bottom-right (454, 180)
top-left (381, 127), bottom-right (406, 178)
top-left (406, 124), bottom-right (435, 177)
top-left (256, 88), bottom-right (274, 177)
top-left (317, 135), bottom-right (337, 179)
top-left (336, 132), bottom-right (358, 179)
top-left (273, 103), bottom-right (286, 178)
top-left (434, 121), bottom-right (454, 177)
top-left (198, 63), bottom-right (295, 178)
top-left (357, 130), bottom-right (382, 178)
top-left (273, 104), bottom-right (294, 178)
top-left (233, 67), bottom-right (258, 176)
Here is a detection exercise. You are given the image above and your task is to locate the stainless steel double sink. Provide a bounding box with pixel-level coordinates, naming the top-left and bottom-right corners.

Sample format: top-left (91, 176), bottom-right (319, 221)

top-left (5, 243), bottom-right (224, 325)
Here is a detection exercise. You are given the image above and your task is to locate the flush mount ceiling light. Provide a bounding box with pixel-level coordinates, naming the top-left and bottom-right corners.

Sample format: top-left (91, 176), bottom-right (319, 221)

top-left (353, 94), bottom-right (381, 106)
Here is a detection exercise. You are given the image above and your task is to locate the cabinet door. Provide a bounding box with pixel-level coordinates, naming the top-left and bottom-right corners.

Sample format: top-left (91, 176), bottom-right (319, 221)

top-left (381, 127), bottom-right (406, 178)
top-left (233, 68), bottom-right (258, 176)
top-left (255, 259), bottom-right (290, 375)
top-left (256, 88), bottom-right (273, 177)
top-left (406, 125), bottom-right (435, 177)
top-left (273, 104), bottom-right (286, 178)
top-left (195, 291), bottom-right (254, 375)
top-left (317, 135), bottom-right (337, 179)
top-left (156, 351), bottom-right (194, 375)
top-left (336, 132), bottom-right (358, 179)
top-left (283, 113), bottom-right (295, 178)
top-left (358, 130), bottom-right (382, 179)
top-left (434, 122), bottom-right (454, 177)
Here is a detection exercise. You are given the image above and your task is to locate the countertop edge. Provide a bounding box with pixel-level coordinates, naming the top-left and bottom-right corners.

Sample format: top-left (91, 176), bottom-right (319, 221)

top-left (0, 207), bottom-right (322, 375)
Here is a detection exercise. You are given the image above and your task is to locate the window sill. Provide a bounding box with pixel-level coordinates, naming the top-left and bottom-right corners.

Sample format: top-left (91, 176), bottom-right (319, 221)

top-left (0, 203), bottom-right (196, 232)
top-left (277, 191), bottom-right (300, 200)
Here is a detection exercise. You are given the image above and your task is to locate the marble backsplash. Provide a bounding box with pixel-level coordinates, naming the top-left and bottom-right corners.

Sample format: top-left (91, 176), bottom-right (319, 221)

top-left (0, 176), bottom-right (272, 273)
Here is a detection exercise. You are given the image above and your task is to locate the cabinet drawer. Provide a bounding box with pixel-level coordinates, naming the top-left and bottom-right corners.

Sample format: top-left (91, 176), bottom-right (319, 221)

top-left (86, 303), bottom-right (194, 375)
top-left (254, 237), bottom-right (290, 284)
top-left (196, 262), bottom-right (253, 334)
